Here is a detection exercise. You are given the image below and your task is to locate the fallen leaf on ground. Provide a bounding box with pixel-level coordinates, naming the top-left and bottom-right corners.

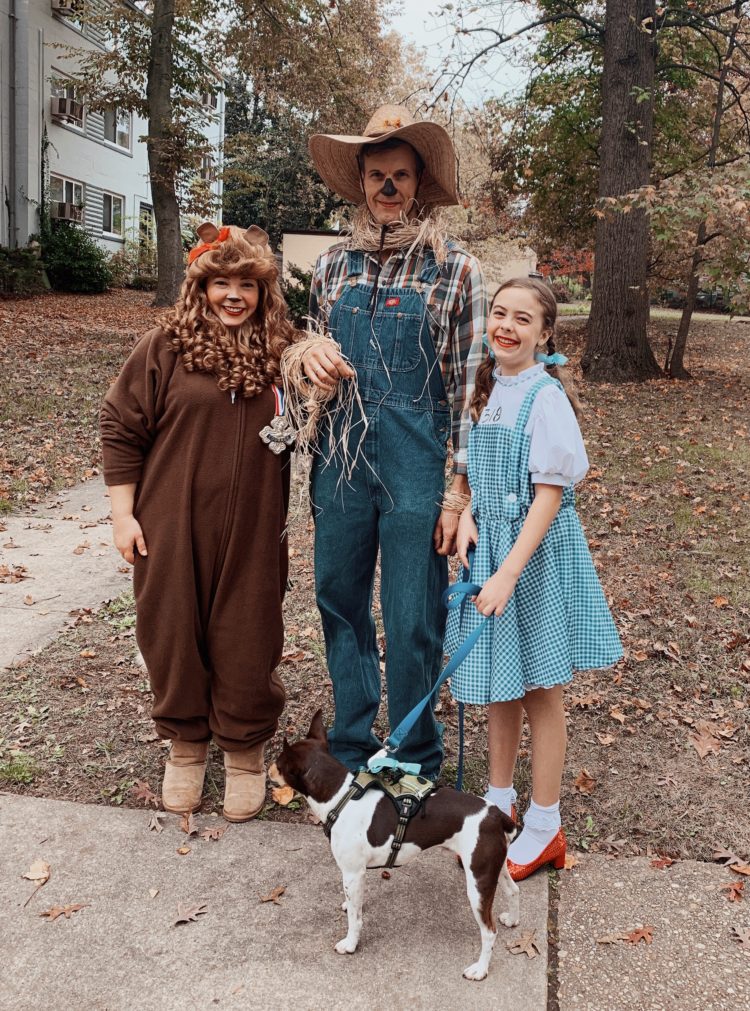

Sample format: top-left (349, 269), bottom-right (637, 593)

top-left (271, 785), bottom-right (295, 806)
top-left (564, 853), bottom-right (581, 870)
top-left (507, 930), bottom-right (540, 958)
top-left (721, 881), bottom-right (744, 902)
top-left (39, 903), bottom-right (88, 921)
top-left (596, 931), bottom-right (631, 945)
top-left (72, 542), bottom-right (90, 555)
top-left (0, 564), bottom-right (28, 583)
top-left (732, 926), bottom-right (750, 952)
top-left (22, 860), bottom-right (51, 884)
top-left (712, 596), bottom-right (730, 609)
top-left (260, 885), bottom-right (286, 905)
top-left (129, 780), bottom-right (158, 807)
top-left (79, 648), bottom-right (97, 659)
top-left (627, 926), bottom-right (654, 945)
top-left (609, 706), bottom-right (627, 724)
top-left (148, 888), bottom-right (159, 899)
top-left (690, 727), bottom-right (721, 760)
top-left (176, 846), bottom-right (191, 856)
top-left (713, 847), bottom-right (743, 866)
top-left (730, 864), bottom-right (750, 877)
top-left (650, 857), bottom-right (675, 870)
top-left (381, 870), bottom-right (391, 879)
top-left (23, 594), bottom-right (34, 606)
top-left (574, 768), bottom-right (597, 794)
top-left (180, 812), bottom-right (198, 836)
top-left (147, 812), bottom-right (165, 833)
top-left (174, 902), bottom-right (208, 925)
top-left (200, 826), bottom-right (228, 842)
top-left (596, 733), bottom-right (615, 746)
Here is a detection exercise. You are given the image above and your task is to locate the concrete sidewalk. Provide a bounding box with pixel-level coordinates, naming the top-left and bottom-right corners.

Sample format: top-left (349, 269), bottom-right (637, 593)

top-left (0, 476), bottom-right (130, 670)
top-left (1, 794), bottom-right (549, 1011)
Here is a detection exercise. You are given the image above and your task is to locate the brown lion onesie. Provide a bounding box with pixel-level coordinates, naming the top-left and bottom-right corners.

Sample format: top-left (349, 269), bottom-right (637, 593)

top-left (100, 224), bottom-right (295, 820)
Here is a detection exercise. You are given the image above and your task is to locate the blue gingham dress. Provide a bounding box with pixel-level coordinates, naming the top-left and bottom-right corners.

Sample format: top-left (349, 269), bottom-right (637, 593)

top-left (444, 374), bottom-right (623, 703)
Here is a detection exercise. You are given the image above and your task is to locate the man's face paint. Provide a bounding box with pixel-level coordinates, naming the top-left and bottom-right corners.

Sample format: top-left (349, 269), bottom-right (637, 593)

top-left (360, 144), bottom-right (420, 225)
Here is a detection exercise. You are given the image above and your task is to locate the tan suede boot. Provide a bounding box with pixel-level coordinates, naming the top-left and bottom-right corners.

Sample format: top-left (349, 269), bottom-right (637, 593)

top-left (223, 744), bottom-right (267, 822)
top-left (161, 741), bottom-right (209, 814)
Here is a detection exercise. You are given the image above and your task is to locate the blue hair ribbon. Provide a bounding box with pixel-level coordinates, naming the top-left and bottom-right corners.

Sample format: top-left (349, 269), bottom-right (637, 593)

top-left (534, 351), bottom-right (569, 367)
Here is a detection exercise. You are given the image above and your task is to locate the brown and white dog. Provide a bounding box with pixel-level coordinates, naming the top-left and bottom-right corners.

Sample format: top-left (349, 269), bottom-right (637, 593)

top-left (269, 710), bottom-right (520, 981)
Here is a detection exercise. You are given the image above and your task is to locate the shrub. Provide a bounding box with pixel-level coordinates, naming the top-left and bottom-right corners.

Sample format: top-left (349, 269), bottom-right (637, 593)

top-left (108, 235), bottom-right (158, 291)
top-left (281, 265), bottom-right (313, 328)
top-left (0, 246), bottom-right (47, 298)
top-left (43, 222), bottom-right (113, 293)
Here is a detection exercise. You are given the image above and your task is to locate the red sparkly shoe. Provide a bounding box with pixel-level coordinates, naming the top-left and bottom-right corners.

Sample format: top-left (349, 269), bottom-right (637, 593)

top-left (507, 828), bottom-right (566, 882)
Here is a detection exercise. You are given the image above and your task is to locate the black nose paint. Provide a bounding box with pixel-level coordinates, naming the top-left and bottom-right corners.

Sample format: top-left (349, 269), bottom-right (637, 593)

top-left (381, 177), bottom-right (397, 197)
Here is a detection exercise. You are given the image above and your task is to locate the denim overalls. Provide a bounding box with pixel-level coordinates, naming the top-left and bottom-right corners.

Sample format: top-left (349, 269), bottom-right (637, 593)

top-left (311, 249), bottom-right (450, 777)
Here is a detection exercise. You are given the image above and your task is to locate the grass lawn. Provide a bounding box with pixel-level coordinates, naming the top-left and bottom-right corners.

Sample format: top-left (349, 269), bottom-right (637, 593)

top-left (1, 292), bottom-right (749, 860)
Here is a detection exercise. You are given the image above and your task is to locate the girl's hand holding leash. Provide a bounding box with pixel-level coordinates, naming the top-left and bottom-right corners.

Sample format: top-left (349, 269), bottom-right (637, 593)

top-left (474, 566), bottom-right (519, 617)
top-left (302, 344), bottom-right (355, 391)
top-left (456, 505), bottom-right (478, 569)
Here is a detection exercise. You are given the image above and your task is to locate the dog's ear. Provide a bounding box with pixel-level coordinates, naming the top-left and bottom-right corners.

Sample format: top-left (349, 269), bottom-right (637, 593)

top-left (307, 708), bottom-right (327, 743)
top-left (195, 221), bottom-right (220, 243)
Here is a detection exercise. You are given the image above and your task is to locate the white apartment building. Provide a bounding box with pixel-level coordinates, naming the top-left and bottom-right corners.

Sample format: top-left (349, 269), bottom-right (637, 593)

top-left (1, 0), bottom-right (223, 251)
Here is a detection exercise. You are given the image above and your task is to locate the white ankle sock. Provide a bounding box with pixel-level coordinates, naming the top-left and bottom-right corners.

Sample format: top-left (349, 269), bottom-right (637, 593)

top-left (508, 799), bottom-right (561, 865)
top-left (484, 785), bottom-right (517, 817)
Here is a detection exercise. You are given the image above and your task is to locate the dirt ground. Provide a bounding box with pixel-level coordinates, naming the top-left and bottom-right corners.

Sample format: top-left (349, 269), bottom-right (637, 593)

top-left (1, 291), bottom-right (749, 860)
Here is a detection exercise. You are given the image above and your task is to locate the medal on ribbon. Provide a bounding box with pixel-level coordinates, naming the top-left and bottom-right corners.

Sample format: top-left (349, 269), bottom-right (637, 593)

top-left (260, 385), bottom-right (295, 454)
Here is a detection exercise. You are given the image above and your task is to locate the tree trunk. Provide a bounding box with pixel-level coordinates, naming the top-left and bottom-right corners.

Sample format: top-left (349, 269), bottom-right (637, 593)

top-left (667, 0), bottom-right (741, 380)
top-left (583, 0), bottom-right (661, 382)
top-left (667, 223), bottom-right (704, 379)
top-left (147, 0), bottom-right (183, 307)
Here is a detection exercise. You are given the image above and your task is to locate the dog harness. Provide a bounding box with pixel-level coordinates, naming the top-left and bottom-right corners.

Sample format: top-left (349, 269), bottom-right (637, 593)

top-left (323, 768), bottom-right (437, 868)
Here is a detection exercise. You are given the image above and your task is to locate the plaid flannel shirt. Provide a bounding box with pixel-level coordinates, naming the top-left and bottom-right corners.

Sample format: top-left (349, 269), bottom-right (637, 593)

top-left (309, 242), bottom-right (486, 475)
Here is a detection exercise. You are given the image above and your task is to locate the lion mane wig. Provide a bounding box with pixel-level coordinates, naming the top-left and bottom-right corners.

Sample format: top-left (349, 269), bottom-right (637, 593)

top-left (160, 223), bottom-right (296, 398)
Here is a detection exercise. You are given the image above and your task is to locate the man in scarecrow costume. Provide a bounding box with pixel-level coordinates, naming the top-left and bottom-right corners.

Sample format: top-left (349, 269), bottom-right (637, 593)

top-left (295, 104), bottom-right (485, 779)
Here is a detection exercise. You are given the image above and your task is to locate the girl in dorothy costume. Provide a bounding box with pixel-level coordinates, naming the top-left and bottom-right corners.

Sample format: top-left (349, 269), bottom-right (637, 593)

top-left (444, 278), bottom-right (622, 881)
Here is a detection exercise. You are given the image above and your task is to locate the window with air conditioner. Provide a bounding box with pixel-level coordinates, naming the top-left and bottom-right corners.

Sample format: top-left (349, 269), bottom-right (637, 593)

top-left (50, 75), bottom-right (84, 127)
top-left (49, 174), bottom-right (84, 223)
top-left (103, 193), bottom-right (124, 236)
top-left (50, 174), bottom-right (84, 206)
top-left (103, 107), bottom-right (131, 151)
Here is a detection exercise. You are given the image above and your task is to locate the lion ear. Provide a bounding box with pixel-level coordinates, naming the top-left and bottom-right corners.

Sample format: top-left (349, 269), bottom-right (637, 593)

top-left (196, 221), bottom-right (220, 243)
top-left (244, 225), bottom-right (269, 246)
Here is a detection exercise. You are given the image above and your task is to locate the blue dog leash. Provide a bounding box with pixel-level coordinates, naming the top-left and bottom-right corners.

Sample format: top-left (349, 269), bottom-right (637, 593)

top-left (368, 562), bottom-right (490, 791)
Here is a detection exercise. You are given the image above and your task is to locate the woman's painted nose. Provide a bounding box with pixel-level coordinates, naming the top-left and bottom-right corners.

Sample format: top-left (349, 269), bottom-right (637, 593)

top-left (381, 178), bottom-right (397, 197)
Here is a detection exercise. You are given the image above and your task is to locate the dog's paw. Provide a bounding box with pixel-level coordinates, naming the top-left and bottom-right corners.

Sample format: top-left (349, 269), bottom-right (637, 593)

top-left (499, 911), bottom-right (520, 928)
top-left (462, 961), bottom-right (488, 981)
top-left (334, 938), bottom-right (358, 955)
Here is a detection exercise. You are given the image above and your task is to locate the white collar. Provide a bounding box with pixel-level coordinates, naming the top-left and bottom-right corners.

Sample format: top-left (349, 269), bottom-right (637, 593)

top-left (492, 362), bottom-right (545, 387)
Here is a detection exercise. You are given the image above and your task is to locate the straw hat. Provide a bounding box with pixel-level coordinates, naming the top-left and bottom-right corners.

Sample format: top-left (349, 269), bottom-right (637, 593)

top-left (309, 104), bottom-right (459, 207)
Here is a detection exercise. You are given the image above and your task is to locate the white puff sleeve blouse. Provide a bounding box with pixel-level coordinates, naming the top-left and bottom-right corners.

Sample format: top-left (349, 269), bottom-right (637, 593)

top-left (527, 384), bottom-right (589, 486)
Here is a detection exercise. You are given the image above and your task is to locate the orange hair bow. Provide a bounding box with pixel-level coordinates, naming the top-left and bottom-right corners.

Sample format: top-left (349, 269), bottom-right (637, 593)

top-left (187, 225), bottom-right (231, 265)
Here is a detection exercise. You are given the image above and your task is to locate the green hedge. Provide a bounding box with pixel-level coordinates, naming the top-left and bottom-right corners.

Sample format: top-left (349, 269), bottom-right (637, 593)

top-left (0, 247), bottom-right (47, 298)
top-left (43, 221), bottom-right (112, 293)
